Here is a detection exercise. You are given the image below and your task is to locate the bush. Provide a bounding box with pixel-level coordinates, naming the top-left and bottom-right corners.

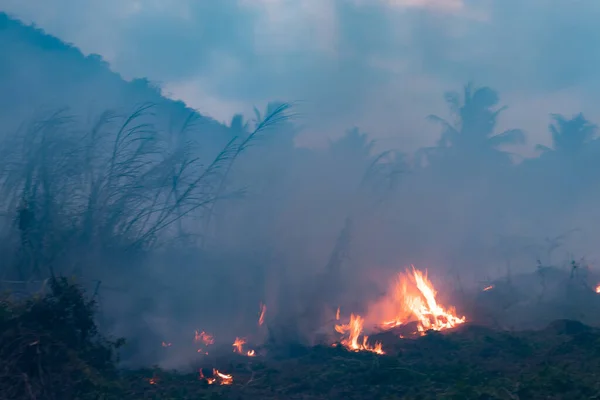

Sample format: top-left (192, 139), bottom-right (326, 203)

top-left (0, 277), bottom-right (124, 400)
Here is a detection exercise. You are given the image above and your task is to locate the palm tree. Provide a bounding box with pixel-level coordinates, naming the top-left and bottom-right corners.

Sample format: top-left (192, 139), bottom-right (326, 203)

top-left (229, 113), bottom-right (249, 138)
top-left (422, 83), bottom-right (525, 166)
top-left (536, 113), bottom-right (597, 156)
top-left (328, 127), bottom-right (374, 162)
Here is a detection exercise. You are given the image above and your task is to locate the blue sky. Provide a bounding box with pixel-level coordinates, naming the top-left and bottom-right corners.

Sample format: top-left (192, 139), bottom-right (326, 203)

top-left (3, 0), bottom-right (600, 150)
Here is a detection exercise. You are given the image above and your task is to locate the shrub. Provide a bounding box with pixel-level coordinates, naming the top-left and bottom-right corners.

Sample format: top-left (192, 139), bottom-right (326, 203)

top-left (0, 277), bottom-right (124, 400)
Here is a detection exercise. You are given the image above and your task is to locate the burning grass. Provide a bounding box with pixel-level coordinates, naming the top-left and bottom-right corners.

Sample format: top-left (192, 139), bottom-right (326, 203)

top-left (4, 269), bottom-right (600, 399)
top-left (125, 320), bottom-right (600, 399)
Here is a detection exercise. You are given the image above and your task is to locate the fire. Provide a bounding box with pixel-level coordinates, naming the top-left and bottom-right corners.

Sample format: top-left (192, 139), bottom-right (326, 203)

top-left (233, 337), bottom-right (256, 356)
top-left (214, 370), bottom-right (233, 385)
top-left (258, 303), bottom-right (266, 326)
top-left (148, 377), bottom-right (158, 385)
top-left (195, 331), bottom-right (214, 346)
top-left (334, 314), bottom-right (384, 354)
top-left (233, 337), bottom-right (246, 353)
top-left (194, 331), bottom-right (214, 354)
top-left (378, 266), bottom-right (465, 333)
top-left (336, 306), bottom-right (340, 320)
top-left (595, 284), bottom-right (600, 294)
top-left (334, 265), bottom-right (465, 354)
top-left (199, 368), bottom-right (233, 385)
top-left (483, 285), bottom-right (494, 291)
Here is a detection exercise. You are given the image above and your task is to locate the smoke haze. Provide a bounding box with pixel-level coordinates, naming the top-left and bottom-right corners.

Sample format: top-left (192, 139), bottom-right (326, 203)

top-left (1, 0), bottom-right (600, 368)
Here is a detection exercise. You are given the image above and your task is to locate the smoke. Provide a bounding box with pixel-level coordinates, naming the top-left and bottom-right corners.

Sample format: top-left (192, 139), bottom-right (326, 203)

top-left (2, 0), bottom-right (600, 369)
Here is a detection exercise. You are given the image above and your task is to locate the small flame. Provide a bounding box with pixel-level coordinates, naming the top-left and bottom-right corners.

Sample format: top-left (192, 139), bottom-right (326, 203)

top-left (334, 314), bottom-right (384, 354)
top-left (483, 285), bottom-right (494, 292)
top-left (595, 284), bottom-right (600, 294)
top-left (148, 377), bottom-right (158, 385)
top-left (215, 369), bottom-right (233, 385)
top-left (199, 369), bottom-right (233, 385)
top-left (258, 303), bottom-right (266, 326)
top-left (194, 331), bottom-right (214, 346)
top-left (233, 337), bottom-right (246, 353)
top-left (336, 306), bottom-right (340, 320)
top-left (233, 337), bottom-right (256, 357)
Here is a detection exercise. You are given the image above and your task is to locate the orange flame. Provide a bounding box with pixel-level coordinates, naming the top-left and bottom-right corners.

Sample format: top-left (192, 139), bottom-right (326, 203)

top-left (334, 314), bottom-right (384, 354)
top-left (233, 337), bottom-right (246, 353)
top-left (214, 369), bottom-right (233, 385)
top-left (199, 369), bottom-right (233, 385)
top-left (483, 285), bottom-right (494, 291)
top-left (194, 331), bottom-right (214, 346)
top-left (232, 337), bottom-right (256, 356)
top-left (595, 284), bottom-right (600, 294)
top-left (378, 266), bottom-right (465, 333)
top-left (335, 266), bottom-right (465, 353)
top-left (258, 303), bottom-right (266, 326)
top-left (336, 306), bottom-right (340, 320)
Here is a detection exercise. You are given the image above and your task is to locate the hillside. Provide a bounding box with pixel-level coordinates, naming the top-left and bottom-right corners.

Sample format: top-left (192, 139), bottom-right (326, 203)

top-left (0, 12), bottom-right (232, 141)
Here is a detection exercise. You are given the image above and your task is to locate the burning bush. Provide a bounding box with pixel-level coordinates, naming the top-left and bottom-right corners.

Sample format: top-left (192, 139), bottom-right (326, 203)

top-left (0, 277), bottom-right (124, 400)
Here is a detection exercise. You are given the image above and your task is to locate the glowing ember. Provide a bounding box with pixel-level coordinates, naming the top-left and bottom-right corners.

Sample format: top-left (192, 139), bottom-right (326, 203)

top-left (595, 284), bottom-right (600, 294)
top-left (258, 303), bottom-right (267, 326)
top-left (199, 369), bottom-right (233, 385)
top-left (334, 314), bottom-right (384, 354)
top-left (194, 331), bottom-right (214, 346)
top-left (233, 337), bottom-right (246, 353)
top-left (148, 377), bottom-right (158, 385)
top-left (483, 285), bottom-right (494, 291)
top-left (232, 337), bottom-right (256, 356)
top-left (215, 370), bottom-right (233, 385)
top-left (376, 266), bottom-right (466, 333)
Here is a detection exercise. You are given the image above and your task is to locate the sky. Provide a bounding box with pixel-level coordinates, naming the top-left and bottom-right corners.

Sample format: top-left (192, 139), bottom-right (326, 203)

top-left (3, 0), bottom-right (600, 151)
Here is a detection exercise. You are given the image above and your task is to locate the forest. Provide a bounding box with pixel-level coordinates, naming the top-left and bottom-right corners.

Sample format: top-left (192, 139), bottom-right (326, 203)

top-left (2, 10), bottom-right (600, 400)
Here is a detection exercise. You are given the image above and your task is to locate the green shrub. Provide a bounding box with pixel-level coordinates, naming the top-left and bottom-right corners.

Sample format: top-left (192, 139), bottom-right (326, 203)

top-left (0, 277), bottom-right (124, 400)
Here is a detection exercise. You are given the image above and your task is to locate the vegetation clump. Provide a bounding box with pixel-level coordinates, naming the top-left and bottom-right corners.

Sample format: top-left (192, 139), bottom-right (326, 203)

top-left (0, 278), bottom-right (123, 400)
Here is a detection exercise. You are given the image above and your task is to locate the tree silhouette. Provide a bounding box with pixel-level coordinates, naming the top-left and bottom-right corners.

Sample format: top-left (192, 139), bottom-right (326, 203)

top-left (328, 127), bottom-right (374, 162)
top-left (422, 83), bottom-right (525, 167)
top-left (536, 113), bottom-right (598, 156)
top-left (229, 114), bottom-right (249, 138)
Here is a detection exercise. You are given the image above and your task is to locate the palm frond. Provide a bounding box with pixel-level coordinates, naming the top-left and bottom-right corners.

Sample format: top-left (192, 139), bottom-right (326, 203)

top-left (488, 129), bottom-right (526, 147)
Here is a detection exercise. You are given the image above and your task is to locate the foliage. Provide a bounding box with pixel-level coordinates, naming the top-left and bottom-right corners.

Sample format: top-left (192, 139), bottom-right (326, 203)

top-left (0, 277), bottom-right (124, 400)
top-left (0, 102), bottom-right (292, 279)
top-left (536, 113), bottom-right (598, 155)
top-left (420, 82), bottom-right (525, 168)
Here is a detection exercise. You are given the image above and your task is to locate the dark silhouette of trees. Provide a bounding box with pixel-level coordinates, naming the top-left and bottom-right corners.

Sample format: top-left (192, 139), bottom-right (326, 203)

top-left (328, 127), bottom-right (374, 162)
top-left (536, 113), bottom-right (598, 157)
top-left (423, 83), bottom-right (525, 170)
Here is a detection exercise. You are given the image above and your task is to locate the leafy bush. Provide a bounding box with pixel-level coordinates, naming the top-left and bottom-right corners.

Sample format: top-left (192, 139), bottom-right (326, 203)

top-left (0, 277), bottom-right (124, 400)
